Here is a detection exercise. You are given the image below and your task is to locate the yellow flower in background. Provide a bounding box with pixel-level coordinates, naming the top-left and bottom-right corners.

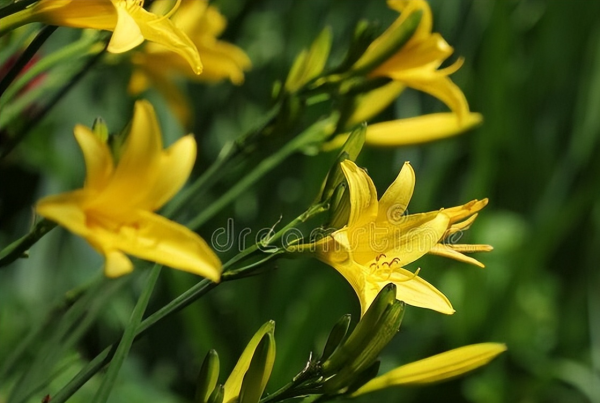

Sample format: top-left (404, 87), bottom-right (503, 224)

top-left (289, 160), bottom-right (491, 316)
top-left (1, 0), bottom-right (201, 74)
top-left (331, 0), bottom-right (482, 148)
top-left (129, 0), bottom-right (251, 126)
top-left (36, 100), bottom-right (221, 280)
top-left (352, 343), bottom-right (507, 395)
top-left (369, 0), bottom-right (471, 120)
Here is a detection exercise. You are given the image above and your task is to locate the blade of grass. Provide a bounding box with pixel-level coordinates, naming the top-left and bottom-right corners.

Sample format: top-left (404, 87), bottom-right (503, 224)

top-left (90, 264), bottom-right (162, 403)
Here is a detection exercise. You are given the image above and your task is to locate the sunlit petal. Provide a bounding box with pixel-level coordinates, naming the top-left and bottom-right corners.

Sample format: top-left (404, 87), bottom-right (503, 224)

top-left (73, 125), bottom-right (114, 191)
top-left (366, 113), bottom-right (483, 147)
top-left (377, 162), bottom-right (415, 222)
top-left (340, 160), bottom-right (379, 228)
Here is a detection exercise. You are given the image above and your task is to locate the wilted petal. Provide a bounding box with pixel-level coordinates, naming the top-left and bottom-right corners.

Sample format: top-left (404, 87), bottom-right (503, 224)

top-left (365, 113), bottom-right (483, 147)
top-left (352, 343), bottom-right (507, 395)
top-left (114, 210), bottom-right (221, 281)
top-left (340, 160), bottom-right (379, 228)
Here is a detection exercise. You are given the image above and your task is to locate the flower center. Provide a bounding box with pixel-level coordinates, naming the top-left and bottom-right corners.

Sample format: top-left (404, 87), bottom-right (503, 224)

top-left (368, 254), bottom-right (401, 281)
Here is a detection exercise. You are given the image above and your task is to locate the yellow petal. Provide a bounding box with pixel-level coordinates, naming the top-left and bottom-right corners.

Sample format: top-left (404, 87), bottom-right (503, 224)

top-left (31, 0), bottom-right (116, 30)
top-left (365, 112), bottom-right (483, 147)
top-left (346, 82), bottom-right (406, 127)
top-left (104, 250), bottom-right (134, 278)
top-left (35, 190), bottom-right (91, 238)
top-left (428, 243), bottom-right (486, 268)
top-left (372, 33), bottom-right (452, 76)
top-left (73, 124), bottom-right (114, 191)
top-left (131, 5), bottom-right (202, 74)
top-left (144, 135), bottom-right (197, 211)
top-left (349, 211), bottom-right (449, 267)
top-left (377, 162), bottom-right (415, 222)
top-left (352, 343), bottom-right (507, 395)
top-left (398, 74), bottom-right (470, 121)
top-left (340, 160), bottom-right (379, 228)
top-left (87, 100), bottom-right (163, 215)
top-left (114, 210), bottom-right (221, 281)
top-left (443, 199), bottom-right (488, 224)
top-left (361, 267), bottom-right (454, 316)
top-left (107, 1), bottom-right (144, 53)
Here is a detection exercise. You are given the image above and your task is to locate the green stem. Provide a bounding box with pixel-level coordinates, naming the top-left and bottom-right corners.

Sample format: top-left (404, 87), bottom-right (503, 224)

top-left (163, 103), bottom-right (283, 219)
top-left (186, 116), bottom-right (336, 231)
top-left (0, 5), bottom-right (35, 35)
top-left (0, 25), bottom-right (57, 99)
top-left (91, 265), bottom-right (162, 403)
top-left (0, 32), bottom-right (100, 108)
top-left (0, 218), bottom-right (56, 268)
top-left (0, 40), bottom-right (107, 159)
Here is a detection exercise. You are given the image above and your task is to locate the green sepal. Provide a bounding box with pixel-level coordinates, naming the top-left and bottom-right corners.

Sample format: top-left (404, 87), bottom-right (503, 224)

top-left (320, 123), bottom-right (366, 203)
top-left (285, 26), bottom-right (332, 93)
top-left (321, 314), bottom-right (352, 362)
top-left (321, 284), bottom-right (396, 376)
top-left (207, 384), bottom-right (224, 403)
top-left (196, 349), bottom-right (220, 403)
top-left (351, 9), bottom-right (422, 76)
top-left (91, 117), bottom-right (108, 143)
top-left (327, 182), bottom-right (350, 229)
top-left (323, 300), bottom-right (405, 393)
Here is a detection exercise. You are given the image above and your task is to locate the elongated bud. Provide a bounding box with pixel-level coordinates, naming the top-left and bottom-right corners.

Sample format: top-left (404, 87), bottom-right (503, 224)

top-left (323, 301), bottom-right (405, 393)
top-left (320, 124), bottom-right (366, 204)
top-left (207, 384), bottom-right (224, 403)
top-left (223, 321), bottom-right (276, 403)
top-left (91, 117), bottom-right (108, 143)
top-left (332, 20), bottom-right (380, 74)
top-left (321, 314), bottom-right (352, 362)
top-left (351, 9), bottom-right (422, 75)
top-left (195, 349), bottom-right (220, 403)
top-left (285, 27), bottom-right (332, 93)
top-left (322, 284), bottom-right (396, 375)
top-left (239, 331), bottom-right (276, 403)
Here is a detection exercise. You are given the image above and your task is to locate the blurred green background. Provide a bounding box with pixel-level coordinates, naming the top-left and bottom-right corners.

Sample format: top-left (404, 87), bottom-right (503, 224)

top-left (1, 0), bottom-right (599, 402)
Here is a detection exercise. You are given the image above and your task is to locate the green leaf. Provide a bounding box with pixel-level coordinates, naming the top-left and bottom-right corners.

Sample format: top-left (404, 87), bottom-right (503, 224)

top-left (91, 264), bottom-right (162, 403)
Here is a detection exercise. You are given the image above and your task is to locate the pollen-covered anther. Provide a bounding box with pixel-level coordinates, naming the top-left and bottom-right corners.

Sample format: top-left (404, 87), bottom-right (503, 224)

top-left (369, 257), bottom-right (404, 281)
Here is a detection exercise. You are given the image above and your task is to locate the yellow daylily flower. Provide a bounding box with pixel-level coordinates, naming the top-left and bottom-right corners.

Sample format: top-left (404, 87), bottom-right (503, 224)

top-left (351, 343), bottom-right (507, 395)
top-left (289, 160), bottom-right (491, 316)
top-left (35, 100), bottom-right (221, 280)
top-left (2, 0), bottom-right (201, 74)
top-left (129, 0), bottom-right (251, 126)
top-left (367, 0), bottom-right (470, 120)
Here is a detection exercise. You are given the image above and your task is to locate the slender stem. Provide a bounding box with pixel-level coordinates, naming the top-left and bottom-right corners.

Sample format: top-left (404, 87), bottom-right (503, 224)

top-left (92, 265), bottom-right (162, 403)
top-left (0, 0), bottom-right (38, 20)
top-left (186, 117), bottom-right (335, 231)
top-left (0, 218), bottom-right (56, 268)
top-left (0, 25), bottom-right (57, 99)
top-left (0, 41), bottom-right (107, 159)
top-left (0, 32), bottom-right (100, 108)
